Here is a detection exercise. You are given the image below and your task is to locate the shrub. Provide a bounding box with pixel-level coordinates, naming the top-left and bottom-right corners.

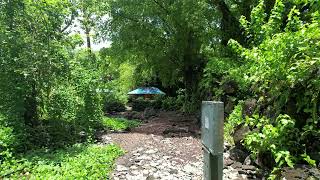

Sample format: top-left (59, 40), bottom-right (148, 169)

top-left (243, 114), bottom-right (319, 171)
top-left (102, 117), bottom-right (141, 131)
top-left (0, 144), bottom-right (124, 179)
top-left (225, 2), bottom-right (320, 176)
top-left (78, 90), bottom-right (104, 130)
top-left (228, 1), bottom-right (320, 122)
top-left (149, 95), bottom-right (164, 109)
top-left (0, 120), bottom-right (15, 163)
top-left (161, 97), bottom-right (179, 111)
top-left (244, 115), bottom-right (298, 167)
top-left (47, 85), bottom-right (79, 124)
top-left (224, 103), bottom-right (244, 144)
top-left (131, 95), bottom-right (165, 111)
top-left (104, 99), bottom-right (126, 113)
top-left (227, 105), bottom-right (320, 172)
top-left (131, 97), bottom-right (151, 111)
top-left (161, 94), bottom-right (185, 111)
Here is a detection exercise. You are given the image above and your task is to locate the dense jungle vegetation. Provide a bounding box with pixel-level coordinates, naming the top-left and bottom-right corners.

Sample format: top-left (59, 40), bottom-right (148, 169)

top-left (0, 0), bottom-right (319, 178)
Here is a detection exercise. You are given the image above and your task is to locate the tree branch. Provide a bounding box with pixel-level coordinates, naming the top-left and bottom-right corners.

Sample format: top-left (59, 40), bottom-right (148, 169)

top-left (60, 10), bottom-right (76, 33)
top-left (113, 11), bottom-right (140, 23)
top-left (152, 0), bottom-right (170, 14)
top-left (209, 0), bottom-right (244, 45)
top-left (151, 0), bottom-right (183, 29)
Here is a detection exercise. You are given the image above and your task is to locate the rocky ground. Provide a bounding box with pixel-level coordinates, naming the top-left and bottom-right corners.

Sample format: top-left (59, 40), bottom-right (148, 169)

top-left (99, 111), bottom-right (320, 180)
top-left (98, 111), bottom-right (264, 180)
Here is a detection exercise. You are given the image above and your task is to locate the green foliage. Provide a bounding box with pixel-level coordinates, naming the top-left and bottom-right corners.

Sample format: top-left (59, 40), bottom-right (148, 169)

top-left (98, 53), bottom-right (143, 113)
top-left (0, 114), bottom-right (15, 162)
top-left (1, 0), bottom-right (320, 177)
top-left (242, 113), bottom-right (319, 178)
top-left (224, 103), bottom-right (244, 144)
top-left (103, 0), bottom-right (219, 109)
top-left (150, 96), bottom-right (164, 110)
top-left (244, 115), bottom-right (299, 168)
top-left (0, 144), bottom-right (123, 179)
top-left (104, 100), bottom-right (126, 113)
top-left (129, 96), bottom-right (164, 111)
top-left (201, 57), bottom-right (235, 86)
top-left (131, 97), bottom-right (152, 112)
top-left (161, 97), bottom-right (183, 111)
top-left (161, 90), bottom-right (186, 111)
top-left (223, 0), bottom-right (320, 175)
top-left (100, 60), bottom-right (137, 104)
top-left (0, 0), bottom-right (105, 157)
top-left (102, 117), bottom-right (141, 131)
top-left (226, 105), bottom-right (319, 173)
top-left (229, 0), bottom-right (320, 121)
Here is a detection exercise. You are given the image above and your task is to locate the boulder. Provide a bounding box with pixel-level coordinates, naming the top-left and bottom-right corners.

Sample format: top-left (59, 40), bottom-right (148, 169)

top-left (163, 127), bottom-right (189, 134)
top-left (225, 96), bottom-right (236, 114)
top-left (280, 165), bottom-right (320, 180)
top-left (254, 152), bottom-right (275, 169)
top-left (224, 157), bottom-right (234, 166)
top-left (243, 155), bottom-right (253, 165)
top-left (229, 147), bottom-right (249, 163)
top-left (222, 80), bottom-right (238, 95)
top-left (243, 99), bottom-right (257, 116)
top-left (233, 124), bottom-right (250, 148)
top-left (231, 161), bottom-right (242, 169)
top-left (224, 142), bottom-right (232, 152)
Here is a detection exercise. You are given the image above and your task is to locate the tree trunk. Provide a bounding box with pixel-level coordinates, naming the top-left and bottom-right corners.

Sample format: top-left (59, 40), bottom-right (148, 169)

top-left (24, 82), bottom-right (38, 127)
top-left (182, 31), bottom-right (205, 112)
top-left (85, 26), bottom-right (92, 53)
top-left (211, 0), bottom-right (244, 45)
top-left (184, 65), bottom-right (194, 101)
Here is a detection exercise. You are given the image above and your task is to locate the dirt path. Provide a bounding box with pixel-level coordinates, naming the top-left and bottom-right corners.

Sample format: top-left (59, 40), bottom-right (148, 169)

top-left (99, 111), bottom-right (254, 180)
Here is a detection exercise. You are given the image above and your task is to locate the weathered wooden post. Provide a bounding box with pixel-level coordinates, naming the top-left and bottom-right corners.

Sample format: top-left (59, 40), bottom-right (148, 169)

top-left (201, 101), bottom-right (224, 180)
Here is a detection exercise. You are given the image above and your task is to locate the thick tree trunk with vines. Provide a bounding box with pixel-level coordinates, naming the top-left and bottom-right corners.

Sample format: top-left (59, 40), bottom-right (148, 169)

top-left (211, 0), bottom-right (245, 45)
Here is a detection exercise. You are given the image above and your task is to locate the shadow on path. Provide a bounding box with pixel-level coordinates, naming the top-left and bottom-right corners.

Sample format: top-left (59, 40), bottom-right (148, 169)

top-left (99, 111), bottom-right (204, 180)
top-left (131, 111), bottom-right (201, 138)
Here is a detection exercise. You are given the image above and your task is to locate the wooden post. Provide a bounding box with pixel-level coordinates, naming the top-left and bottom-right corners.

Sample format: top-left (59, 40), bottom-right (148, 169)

top-left (201, 101), bottom-right (224, 180)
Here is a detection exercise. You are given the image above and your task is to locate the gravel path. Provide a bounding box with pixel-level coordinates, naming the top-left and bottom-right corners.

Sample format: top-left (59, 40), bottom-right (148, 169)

top-left (99, 111), bottom-right (256, 180)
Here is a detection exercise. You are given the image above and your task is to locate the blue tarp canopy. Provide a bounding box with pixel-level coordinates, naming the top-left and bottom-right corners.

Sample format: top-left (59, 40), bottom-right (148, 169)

top-left (128, 87), bottom-right (165, 95)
